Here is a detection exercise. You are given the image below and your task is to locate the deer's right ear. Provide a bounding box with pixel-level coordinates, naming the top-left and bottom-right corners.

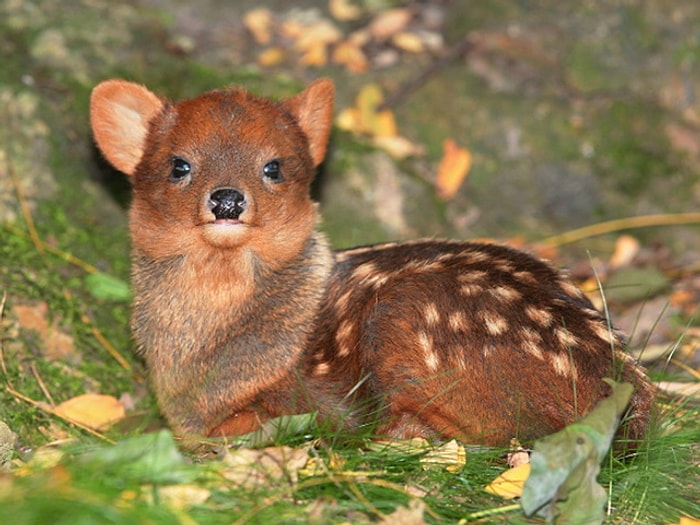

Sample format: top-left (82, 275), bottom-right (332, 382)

top-left (90, 80), bottom-right (164, 176)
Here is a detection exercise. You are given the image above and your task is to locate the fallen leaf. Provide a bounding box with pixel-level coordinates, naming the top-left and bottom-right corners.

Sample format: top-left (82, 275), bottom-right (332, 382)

top-left (373, 136), bottom-right (424, 159)
top-left (151, 484), bottom-right (211, 510)
top-left (380, 499), bottom-right (427, 525)
top-left (54, 393), bottom-right (125, 430)
top-left (608, 235), bottom-right (640, 270)
top-left (332, 40), bottom-right (369, 73)
top-left (656, 381), bottom-right (700, 399)
top-left (435, 138), bottom-right (471, 200)
top-left (329, 0), bottom-right (362, 21)
top-left (222, 445), bottom-right (309, 487)
top-left (484, 463), bottom-right (531, 499)
top-left (369, 8), bottom-right (412, 41)
top-left (391, 32), bottom-right (425, 53)
top-left (420, 439), bottom-right (466, 473)
top-left (85, 272), bottom-right (131, 301)
top-left (299, 41), bottom-right (328, 66)
top-left (521, 380), bottom-right (634, 524)
top-left (243, 8), bottom-right (274, 45)
top-left (12, 302), bottom-right (49, 337)
top-left (678, 517), bottom-right (700, 525)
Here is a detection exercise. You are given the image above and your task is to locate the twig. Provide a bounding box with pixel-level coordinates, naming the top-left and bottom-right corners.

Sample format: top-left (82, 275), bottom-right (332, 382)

top-left (459, 503), bottom-right (521, 522)
top-left (5, 385), bottom-right (115, 444)
top-left (0, 292), bottom-right (10, 389)
top-left (5, 145), bottom-right (43, 253)
top-left (3, 224), bottom-right (100, 274)
top-left (80, 313), bottom-right (134, 373)
top-left (30, 362), bottom-right (56, 406)
top-left (539, 212), bottom-right (700, 247)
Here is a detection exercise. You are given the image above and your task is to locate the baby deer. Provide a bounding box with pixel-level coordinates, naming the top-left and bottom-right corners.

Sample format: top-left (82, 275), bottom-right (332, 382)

top-left (90, 78), bottom-right (653, 447)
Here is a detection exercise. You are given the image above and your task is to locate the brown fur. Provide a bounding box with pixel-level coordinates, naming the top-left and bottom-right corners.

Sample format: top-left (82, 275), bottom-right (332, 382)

top-left (90, 78), bottom-right (654, 447)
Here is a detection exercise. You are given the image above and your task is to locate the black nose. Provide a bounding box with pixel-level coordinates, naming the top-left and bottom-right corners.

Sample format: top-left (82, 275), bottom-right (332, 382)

top-left (209, 188), bottom-right (246, 220)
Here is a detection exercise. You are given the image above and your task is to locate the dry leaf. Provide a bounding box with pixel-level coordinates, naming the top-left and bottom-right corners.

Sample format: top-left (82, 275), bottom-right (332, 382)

top-left (420, 439), bottom-right (466, 473)
top-left (373, 136), bottom-right (424, 159)
top-left (392, 32), bottom-right (425, 53)
top-left (335, 107), bottom-right (361, 132)
top-left (678, 517), bottom-right (700, 525)
top-left (329, 0), bottom-right (362, 21)
top-left (222, 445), bottom-right (309, 487)
top-left (484, 463), bottom-right (531, 499)
top-left (609, 235), bottom-right (640, 270)
top-left (332, 40), bottom-right (369, 73)
top-left (436, 138), bottom-right (471, 200)
top-left (243, 8), bottom-right (274, 45)
top-left (54, 394), bottom-right (126, 430)
top-left (299, 42), bottom-right (328, 67)
top-left (369, 8), bottom-right (412, 41)
top-left (380, 499), bottom-right (427, 525)
top-left (152, 484), bottom-right (211, 510)
top-left (294, 19), bottom-right (343, 51)
top-left (656, 381), bottom-right (700, 399)
top-left (13, 302), bottom-right (50, 336)
top-left (257, 47), bottom-right (286, 67)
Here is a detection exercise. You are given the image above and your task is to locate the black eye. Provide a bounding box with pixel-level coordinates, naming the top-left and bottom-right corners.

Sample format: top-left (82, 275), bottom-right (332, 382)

top-left (263, 160), bottom-right (283, 183)
top-left (170, 157), bottom-right (191, 182)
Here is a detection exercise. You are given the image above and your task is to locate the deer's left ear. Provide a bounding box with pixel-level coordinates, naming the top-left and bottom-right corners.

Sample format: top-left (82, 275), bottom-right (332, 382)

top-left (281, 78), bottom-right (335, 167)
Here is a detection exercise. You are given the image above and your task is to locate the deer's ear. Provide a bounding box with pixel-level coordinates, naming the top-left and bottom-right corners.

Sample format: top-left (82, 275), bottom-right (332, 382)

top-left (281, 78), bottom-right (335, 167)
top-left (90, 80), bottom-right (164, 176)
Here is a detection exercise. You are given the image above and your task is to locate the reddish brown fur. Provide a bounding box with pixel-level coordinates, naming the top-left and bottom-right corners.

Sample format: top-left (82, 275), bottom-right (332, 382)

top-left (90, 78), bottom-right (654, 447)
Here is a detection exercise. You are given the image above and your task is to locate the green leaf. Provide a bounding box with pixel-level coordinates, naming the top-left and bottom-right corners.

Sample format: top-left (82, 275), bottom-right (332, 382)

top-left (78, 430), bottom-right (198, 485)
top-left (228, 412), bottom-right (318, 448)
top-left (521, 380), bottom-right (634, 524)
top-left (85, 272), bottom-right (132, 301)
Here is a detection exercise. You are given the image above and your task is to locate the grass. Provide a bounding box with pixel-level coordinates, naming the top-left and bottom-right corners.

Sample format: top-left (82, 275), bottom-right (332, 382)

top-left (1, 218), bottom-right (699, 524)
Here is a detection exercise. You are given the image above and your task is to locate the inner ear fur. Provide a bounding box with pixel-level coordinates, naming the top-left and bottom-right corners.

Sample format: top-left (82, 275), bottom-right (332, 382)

top-left (90, 80), bottom-right (164, 176)
top-left (281, 78), bottom-right (335, 167)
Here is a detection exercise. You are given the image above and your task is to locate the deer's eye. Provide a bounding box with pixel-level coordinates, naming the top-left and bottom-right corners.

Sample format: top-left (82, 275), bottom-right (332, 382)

top-left (263, 160), bottom-right (283, 183)
top-left (170, 157), bottom-right (192, 182)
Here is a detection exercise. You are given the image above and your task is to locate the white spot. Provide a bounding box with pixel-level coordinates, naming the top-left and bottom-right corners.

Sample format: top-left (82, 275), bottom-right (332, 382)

top-left (513, 270), bottom-right (537, 285)
top-left (551, 353), bottom-right (575, 378)
top-left (424, 303), bottom-right (440, 326)
top-left (335, 319), bottom-right (354, 357)
top-left (448, 311), bottom-right (468, 332)
top-left (525, 305), bottom-right (553, 326)
top-left (555, 326), bottom-right (578, 349)
top-left (559, 279), bottom-right (584, 299)
top-left (520, 328), bottom-right (544, 359)
top-left (418, 331), bottom-right (439, 371)
top-left (481, 311), bottom-right (508, 336)
top-left (461, 283), bottom-right (483, 296)
top-left (313, 362), bottom-right (330, 376)
top-left (489, 285), bottom-right (522, 302)
top-left (351, 261), bottom-right (377, 281)
top-left (458, 271), bottom-right (489, 283)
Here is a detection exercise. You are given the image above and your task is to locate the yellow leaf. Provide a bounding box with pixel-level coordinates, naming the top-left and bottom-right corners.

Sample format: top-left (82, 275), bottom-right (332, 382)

top-left (257, 47), bottom-right (286, 67)
top-left (329, 0), bottom-right (362, 21)
top-left (484, 463), bottom-right (531, 499)
top-left (335, 107), bottom-right (361, 132)
top-left (679, 517), bottom-right (700, 525)
top-left (392, 32), bottom-right (425, 53)
top-left (54, 394), bottom-right (125, 430)
top-left (420, 439), bottom-right (467, 473)
top-left (299, 42), bottom-right (328, 67)
top-left (435, 138), bottom-right (471, 200)
top-left (373, 136), bottom-right (424, 159)
top-left (609, 234), bottom-right (640, 270)
top-left (332, 40), bottom-right (369, 74)
top-left (243, 8), bottom-right (274, 45)
top-left (369, 8), bottom-right (412, 41)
